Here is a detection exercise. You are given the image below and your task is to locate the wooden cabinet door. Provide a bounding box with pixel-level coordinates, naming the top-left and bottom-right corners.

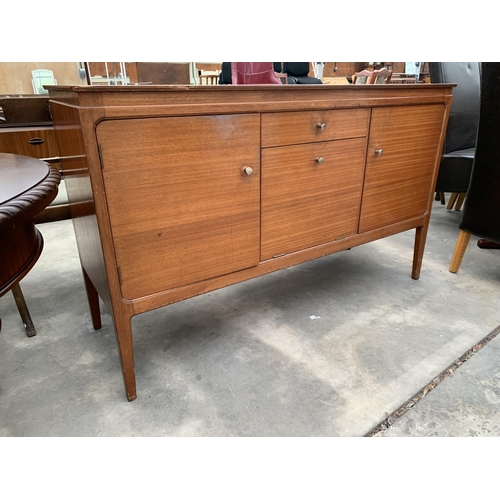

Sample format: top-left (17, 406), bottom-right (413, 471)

top-left (261, 138), bottom-right (366, 260)
top-left (359, 104), bottom-right (446, 233)
top-left (96, 114), bottom-right (261, 299)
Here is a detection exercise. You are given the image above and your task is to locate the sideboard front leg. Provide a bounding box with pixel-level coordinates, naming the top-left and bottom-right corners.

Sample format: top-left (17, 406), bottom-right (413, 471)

top-left (82, 267), bottom-right (102, 330)
top-left (412, 224), bottom-right (429, 280)
top-left (114, 313), bottom-right (137, 402)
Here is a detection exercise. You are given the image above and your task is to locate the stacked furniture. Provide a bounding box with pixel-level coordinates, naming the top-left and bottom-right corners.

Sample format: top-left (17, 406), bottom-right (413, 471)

top-left (429, 62), bottom-right (481, 209)
top-left (449, 63), bottom-right (500, 272)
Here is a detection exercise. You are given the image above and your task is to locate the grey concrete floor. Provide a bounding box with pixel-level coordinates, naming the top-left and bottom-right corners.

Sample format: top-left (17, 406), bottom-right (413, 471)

top-left (1, 200), bottom-right (499, 436)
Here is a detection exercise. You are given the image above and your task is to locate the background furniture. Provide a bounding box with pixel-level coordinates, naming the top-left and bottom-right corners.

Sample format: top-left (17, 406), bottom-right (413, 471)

top-left (282, 62), bottom-right (322, 84)
top-left (31, 69), bottom-right (57, 94)
top-left (230, 62), bottom-right (283, 84)
top-left (449, 63), bottom-right (500, 272)
top-left (218, 63), bottom-right (287, 84)
top-left (0, 153), bottom-right (60, 335)
top-left (0, 96), bottom-right (69, 224)
top-left (429, 62), bottom-right (481, 209)
top-left (48, 83), bottom-right (452, 401)
top-left (353, 69), bottom-right (374, 84)
top-left (372, 68), bottom-right (393, 84)
top-left (198, 70), bottom-right (220, 85)
top-left (353, 68), bottom-right (392, 84)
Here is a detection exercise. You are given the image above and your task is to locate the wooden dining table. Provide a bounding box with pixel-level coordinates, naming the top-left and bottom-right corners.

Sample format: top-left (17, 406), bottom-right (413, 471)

top-left (0, 153), bottom-right (60, 335)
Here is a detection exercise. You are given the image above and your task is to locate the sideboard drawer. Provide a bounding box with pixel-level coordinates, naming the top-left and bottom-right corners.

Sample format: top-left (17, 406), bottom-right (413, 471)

top-left (261, 108), bottom-right (370, 148)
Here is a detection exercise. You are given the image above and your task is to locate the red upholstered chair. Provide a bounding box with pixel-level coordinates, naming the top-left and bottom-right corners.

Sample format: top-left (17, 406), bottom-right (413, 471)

top-left (230, 62), bottom-right (283, 84)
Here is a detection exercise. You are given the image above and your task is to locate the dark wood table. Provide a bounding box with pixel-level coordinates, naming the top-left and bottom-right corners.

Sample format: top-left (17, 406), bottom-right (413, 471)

top-left (0, 153), bottom-right (60, 336)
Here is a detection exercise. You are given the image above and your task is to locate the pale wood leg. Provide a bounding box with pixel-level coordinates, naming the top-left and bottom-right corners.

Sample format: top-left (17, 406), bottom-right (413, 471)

top-left (446, 192), bottom-right (459, 210)
top-left (455, 192), bottom-right (466, 211)
top-left (412, 225), bottom-right (429, 280)
top-left (450, 230), bottom-right (471, 273)
top-left (114, 314), bottom-right (137, 402)
top-left (11, 283), bottom-right (36, 337)
top-left (82, 267), bottom-right (102, 330)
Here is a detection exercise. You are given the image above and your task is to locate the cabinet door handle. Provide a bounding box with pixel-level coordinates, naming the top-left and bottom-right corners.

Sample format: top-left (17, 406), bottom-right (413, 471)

top-left (315, 157), bottom-right (325, 164)
top-left (375, 148), bottom-right (383, 155)
top-left (28, 138), bottom-right (45, 145)
top-left (317, 123), bottom-right (327, 131)
top-left (242, 166), bottom-right (253, 176)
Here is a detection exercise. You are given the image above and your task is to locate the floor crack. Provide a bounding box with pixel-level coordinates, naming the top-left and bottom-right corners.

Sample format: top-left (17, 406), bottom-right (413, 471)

top-left (364, 324), bottom-right (500, 437)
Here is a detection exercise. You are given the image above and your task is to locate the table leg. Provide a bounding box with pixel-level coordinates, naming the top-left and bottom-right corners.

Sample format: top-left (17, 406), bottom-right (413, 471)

top-left (11, 283), bottom-right (36, 337)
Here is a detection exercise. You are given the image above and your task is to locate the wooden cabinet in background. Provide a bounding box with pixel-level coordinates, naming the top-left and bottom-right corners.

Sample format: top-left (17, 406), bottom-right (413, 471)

top-left (48, 83), bottom-right (453, 401)
top-left (0, 126), bottom-right (59, 159)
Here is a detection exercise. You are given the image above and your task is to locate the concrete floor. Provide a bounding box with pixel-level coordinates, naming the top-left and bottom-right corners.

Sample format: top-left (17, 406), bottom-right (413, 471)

top-left (1, 200), bottom-right (499, 437)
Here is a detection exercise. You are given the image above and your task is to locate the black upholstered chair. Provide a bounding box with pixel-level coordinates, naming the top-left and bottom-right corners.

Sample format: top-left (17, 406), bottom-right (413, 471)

top-left (283, 62), bottom-right (323, 84)
top-left (429, 62), bottom-right (481, 210)
top-left (449, 62), bottom-right (500, 273)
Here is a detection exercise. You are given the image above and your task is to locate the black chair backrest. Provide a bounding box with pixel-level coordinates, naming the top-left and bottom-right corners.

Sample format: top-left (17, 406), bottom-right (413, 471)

top-left (219, 62), bottom-right (232, 84)
top-left (429, 62), bottom-right (481, 154)
top-left (459, 62), bottom-right (500, 241)
top-left (283, 62), bottom-right (310, 77)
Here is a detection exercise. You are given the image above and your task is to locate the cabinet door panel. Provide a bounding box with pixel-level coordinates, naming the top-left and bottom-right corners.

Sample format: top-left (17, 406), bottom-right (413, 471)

top-left (359, 104), bottom-right (445, 233)
top-left (96, 114), bottom-right (260, 299)
top-left (261, 138), bottom-right (366, 260)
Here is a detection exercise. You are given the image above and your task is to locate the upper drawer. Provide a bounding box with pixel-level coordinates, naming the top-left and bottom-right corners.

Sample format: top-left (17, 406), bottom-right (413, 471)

top-left (261, 108), bottom-right (370, 148)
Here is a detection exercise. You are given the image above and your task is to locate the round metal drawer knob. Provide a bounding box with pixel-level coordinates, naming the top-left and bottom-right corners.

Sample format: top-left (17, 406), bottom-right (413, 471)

top-left (315, 157), bottom-right (325, 164)
top-left (375, 149), bottom-right (384, 155)
top-left (243, 166), bottom-right (253, 176)
top-left (317, 123), bottom-right (327, 131)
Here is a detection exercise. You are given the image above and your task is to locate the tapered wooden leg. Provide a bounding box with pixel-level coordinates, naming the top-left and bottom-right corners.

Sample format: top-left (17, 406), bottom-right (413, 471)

top-left (450, 230), bottom-right (471, 273)
top-left (11, 283), bottom-right (36, 337)
top-left (446, 192), bottom-right (459, 210)
top-left (412, 225), bottom-right (429, 280)
top-left (114, 314), bottom-right (137, 401)
top-left (455, 192), bottom-right (466, 211)
top-left (82, 267), bottom-right (101, 330)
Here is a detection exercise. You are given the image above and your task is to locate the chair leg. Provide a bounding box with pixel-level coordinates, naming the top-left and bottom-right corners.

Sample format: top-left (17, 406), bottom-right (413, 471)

top-left (449, 230), bottom-right (471, 273)
top-left (446, 192), bottom-right (459, 210)
top-left (455, 192), bottom-right (466, 211)
top-left (435, 192), bottom-right (445, 204)
top-left (11, 283), bottom-right (36, 337)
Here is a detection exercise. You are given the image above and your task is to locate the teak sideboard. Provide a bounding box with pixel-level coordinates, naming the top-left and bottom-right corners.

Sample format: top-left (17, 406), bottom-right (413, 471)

top-left (47, 84), bottom-right (453, 401)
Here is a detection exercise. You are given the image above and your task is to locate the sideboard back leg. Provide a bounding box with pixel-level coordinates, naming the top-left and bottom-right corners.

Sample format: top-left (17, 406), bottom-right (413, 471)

top-left (82, 267), bottom-right (101, 330)
top-left (412, 224), bottom-right (429, 280)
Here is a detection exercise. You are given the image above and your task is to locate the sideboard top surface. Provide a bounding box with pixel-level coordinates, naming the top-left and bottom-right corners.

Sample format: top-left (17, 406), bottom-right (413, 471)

top-left (47, 84), bottom-right (455, 118)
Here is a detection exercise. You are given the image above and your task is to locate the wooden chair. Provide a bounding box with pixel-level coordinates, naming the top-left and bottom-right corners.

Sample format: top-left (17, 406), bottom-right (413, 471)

top-left (353, 68), bottom-right (392, 85)
top-left (352, 69), bottom-right (374, 84)
top-left (198, 71), bottom-right (220, 85)
top-left (31, 69), bottom-right (57, 95)
top-left (372, 67), bottom-right (393, 84)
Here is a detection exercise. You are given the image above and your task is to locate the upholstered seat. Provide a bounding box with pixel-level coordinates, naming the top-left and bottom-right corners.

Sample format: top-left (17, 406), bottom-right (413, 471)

top-left (283, 62), bottom-right (323, 84)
